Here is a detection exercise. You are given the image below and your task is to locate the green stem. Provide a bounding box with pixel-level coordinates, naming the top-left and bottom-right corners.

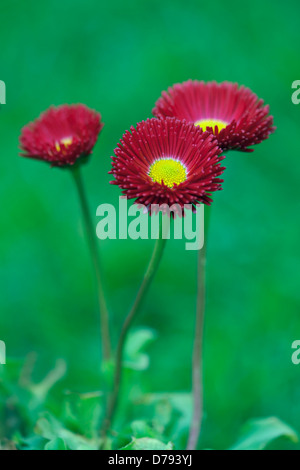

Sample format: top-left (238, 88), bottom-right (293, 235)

top-left (101, 217), bottom-right (168, 445)
top-left (71, 166), bottom-right (111, 362)
top-left (187, 205), bottom-right (211, 450)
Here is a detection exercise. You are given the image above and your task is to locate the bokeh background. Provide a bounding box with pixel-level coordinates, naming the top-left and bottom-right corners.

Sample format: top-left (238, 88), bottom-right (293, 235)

top-left (0, 0), bottom-right (299, 450)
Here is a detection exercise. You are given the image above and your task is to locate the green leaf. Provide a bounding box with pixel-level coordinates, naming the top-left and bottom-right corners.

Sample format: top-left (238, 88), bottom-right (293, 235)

top-left (35, 413), bottom-right (99, 450)
top-left (62, 391), bottom-right (103, 438)
top-left (124, 328), bottom-right (157, 371)
top-left (30, 359), bottom-right (67, 404)
top-left (15, 434), bottom-right (48, 451)
top-left (44, 438), bottom-right (67, 450)
top-left (230, 417), bottom-right (298, 450)
top-left (141, 392), bottom-right (192, 442)
top-left (130, 420), bottom-right (159, 440)
top-left (121, 437), bottom-right (173, 450)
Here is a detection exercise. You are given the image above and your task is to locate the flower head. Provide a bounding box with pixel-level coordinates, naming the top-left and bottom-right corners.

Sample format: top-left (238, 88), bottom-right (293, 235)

top-left (110, 117), bottom-right (225, 213)
top-left (20, 104), bottom-right (103, 167)
top-left (153, 81), bottom-right (275, 152)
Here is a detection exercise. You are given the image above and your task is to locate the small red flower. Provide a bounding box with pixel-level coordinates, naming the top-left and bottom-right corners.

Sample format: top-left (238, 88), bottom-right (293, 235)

top-left (153, 81), bottom-right (275, 152)
top-left (110, 117), bottom-right (225, 213)
top-left (20, 104), bottom-right (103, 167)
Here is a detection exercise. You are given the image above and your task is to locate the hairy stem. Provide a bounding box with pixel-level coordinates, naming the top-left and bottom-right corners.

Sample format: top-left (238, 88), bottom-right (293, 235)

top-left (101, 217), bottom-right (167, 445)
top-left (187, 206), bottom-right (211, 450)
top-left (71, 166), bottom-right (111, 361)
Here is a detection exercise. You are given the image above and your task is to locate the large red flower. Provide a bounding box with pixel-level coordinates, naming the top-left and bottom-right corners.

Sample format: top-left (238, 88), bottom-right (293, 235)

top-left (20, 104), bottom-right (103, 167)
top-left (153, 81), bottom-right (275, 152)
top-left (110, 117), bottom-right (225, 213)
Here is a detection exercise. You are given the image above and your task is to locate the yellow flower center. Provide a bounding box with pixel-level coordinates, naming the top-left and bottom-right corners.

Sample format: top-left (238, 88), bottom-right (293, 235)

top-left (149, 158), bottom-right (187, 189)
top-left (195, 119), bottom-right (228, 133)
top-left (55, 137), bottom-right (73, 152)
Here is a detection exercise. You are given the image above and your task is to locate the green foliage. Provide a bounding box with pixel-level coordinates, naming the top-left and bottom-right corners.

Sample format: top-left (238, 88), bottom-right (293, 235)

top-left (61, 391), bottom-right (103, 438)
top-left (44, 438), bottom-right (67, 450)
top-left (121, 437), bottom-right (173, 451)
top-left (1, 353), bottom-right (299, 450)
top-left (35, 413), bottom-right (99, 450)
top-left (230, 417), bottom-right (298, 451)
top-left (124, 328), bottom-right (157, 371)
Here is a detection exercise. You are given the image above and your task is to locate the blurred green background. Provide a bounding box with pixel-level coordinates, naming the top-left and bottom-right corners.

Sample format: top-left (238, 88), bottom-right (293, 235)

top-left (0, 0), bottom-right (300, 450)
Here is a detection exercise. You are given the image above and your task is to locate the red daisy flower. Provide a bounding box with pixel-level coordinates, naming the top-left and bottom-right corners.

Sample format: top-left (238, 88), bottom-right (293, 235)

top-left (153, 80), bottom-right (275, 152)
top-left (110, 117), bottom-right (225, 213)
top-left (20, 104), bottom-right (103, 167)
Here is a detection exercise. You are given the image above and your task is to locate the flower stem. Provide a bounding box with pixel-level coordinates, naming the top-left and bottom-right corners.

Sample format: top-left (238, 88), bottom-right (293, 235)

top-left (187, 205), bottom-right (211, 450)
top-left (101, 217), bottom-right (168, 446)
top-left (71, 166), bottom-right (111, 362)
